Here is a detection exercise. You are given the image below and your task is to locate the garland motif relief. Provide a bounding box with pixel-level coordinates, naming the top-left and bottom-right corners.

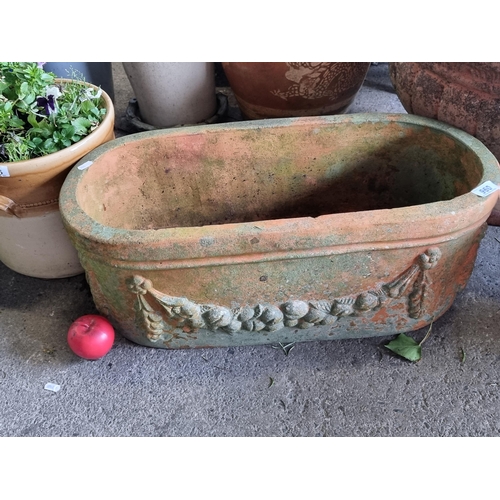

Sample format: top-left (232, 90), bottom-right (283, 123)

top-left (127, 248), bottom-right (442, 343)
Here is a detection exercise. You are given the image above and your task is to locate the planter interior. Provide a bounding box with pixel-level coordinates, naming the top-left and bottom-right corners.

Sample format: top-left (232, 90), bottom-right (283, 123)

top-left (60, 114), bottom-right (500, 349)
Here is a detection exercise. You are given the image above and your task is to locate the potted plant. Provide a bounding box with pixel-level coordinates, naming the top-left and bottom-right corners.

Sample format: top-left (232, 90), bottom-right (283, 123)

top-left (0, 62), bottom-right (115, 278)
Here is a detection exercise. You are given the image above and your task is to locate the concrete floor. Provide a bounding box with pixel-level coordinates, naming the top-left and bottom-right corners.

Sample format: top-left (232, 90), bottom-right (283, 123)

top-left (1, 63), bottom-right (500, 437)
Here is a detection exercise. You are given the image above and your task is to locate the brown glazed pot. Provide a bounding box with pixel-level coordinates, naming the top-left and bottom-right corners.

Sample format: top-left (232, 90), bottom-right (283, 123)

top-left (389, 62), bottom-right (500, 224)
top-left (222, 62), bottom-right (370, 119)
top-left (60, 114), bottom-right (500, 350)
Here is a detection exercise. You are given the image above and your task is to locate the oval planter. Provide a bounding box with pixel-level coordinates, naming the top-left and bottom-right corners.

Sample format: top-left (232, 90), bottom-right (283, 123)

top-left (122, 62), bottom-right (217, 128)
top-left (60, 114), bottom-right (500, 350)
top-left (389, 62), bottom-right (500, 225)
top-left (0, 80), bottom-right (115, 279)
top-left (221, 62), bottom-right (370, 119)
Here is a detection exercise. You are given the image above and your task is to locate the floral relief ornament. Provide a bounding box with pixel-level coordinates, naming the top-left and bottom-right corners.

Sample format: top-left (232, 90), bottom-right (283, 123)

top-left (127, 248), bottom-right (442, 343)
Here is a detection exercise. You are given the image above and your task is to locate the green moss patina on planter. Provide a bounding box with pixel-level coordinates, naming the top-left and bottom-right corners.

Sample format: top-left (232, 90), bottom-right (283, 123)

top-left (60, 114), bottom-right (500, 349)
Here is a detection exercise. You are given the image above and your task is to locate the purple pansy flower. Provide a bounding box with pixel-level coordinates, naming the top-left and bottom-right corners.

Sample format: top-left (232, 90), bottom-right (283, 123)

top-left (36, 95), bottom-right (56, 115)
top-left (36, 85), bottom-right (61, 116)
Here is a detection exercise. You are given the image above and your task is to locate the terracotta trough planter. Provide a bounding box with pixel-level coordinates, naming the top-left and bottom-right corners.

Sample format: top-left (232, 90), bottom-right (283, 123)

top-left (60, 114), bottom-right (500, 349)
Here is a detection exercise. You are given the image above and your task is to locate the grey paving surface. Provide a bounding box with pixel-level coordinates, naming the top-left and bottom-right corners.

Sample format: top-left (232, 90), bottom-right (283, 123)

top-left (1, 64), bottom-right (499, 437)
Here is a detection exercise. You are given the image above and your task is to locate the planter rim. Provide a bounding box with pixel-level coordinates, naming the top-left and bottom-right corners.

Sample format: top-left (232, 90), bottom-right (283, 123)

top-left (60, 113), bottom-right (500, 261)
top-left (0, 79), bottom-right (114, 176)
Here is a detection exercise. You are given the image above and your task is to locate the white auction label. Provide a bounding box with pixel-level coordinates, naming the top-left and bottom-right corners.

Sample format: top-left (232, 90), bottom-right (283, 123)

top-left (0, 166), bottom-right (10, 177)
top-left (44, 382), bottom-right (61, 393)
top-left (77, 160), bottom-right (93, 170)
top-left (471, 181), bottom-right (499, 197)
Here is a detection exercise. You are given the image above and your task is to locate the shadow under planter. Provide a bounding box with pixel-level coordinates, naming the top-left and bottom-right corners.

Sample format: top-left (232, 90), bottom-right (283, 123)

top-left (60, 114), bottom-right (500, 349)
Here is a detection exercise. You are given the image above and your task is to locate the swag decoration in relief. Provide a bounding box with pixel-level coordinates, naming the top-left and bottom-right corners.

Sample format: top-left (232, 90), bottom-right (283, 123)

top-left (127, 248), bottom-right (442, 343)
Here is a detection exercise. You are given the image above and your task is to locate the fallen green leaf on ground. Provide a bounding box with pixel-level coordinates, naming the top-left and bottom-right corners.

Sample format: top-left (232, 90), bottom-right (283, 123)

top-left (385, 333), bottom-right (422, 361)
top-left (385, 323), bottom-right (433, 362)
top-left (268, 377), bottom-right (274, 388)
top-left (461, 348), bottom-right (466, 363)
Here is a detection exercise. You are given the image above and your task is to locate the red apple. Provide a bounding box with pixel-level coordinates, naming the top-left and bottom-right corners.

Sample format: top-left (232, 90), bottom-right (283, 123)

top-left (67, 315), bottom-right (115, 360)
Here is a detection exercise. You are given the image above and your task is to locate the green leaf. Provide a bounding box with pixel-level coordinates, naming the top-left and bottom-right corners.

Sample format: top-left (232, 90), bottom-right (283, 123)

top-left (27, 113), bottom-right (40, 128)
top-left (61, 124), bottom-right (76, 139)
top-left (20, 81), bottom-right (29, 96)
top-left (40, 72), bottom-right (54, 82)
top-left (30, 122), bottom-right (52, 139)
top-left (71, 117), bottom-right (91, 134)
top-left (24, 91), bottom-right (36, 105)
top-left (8, 116), bottom-right (25, 129)
top-left (385, 333), bottom-right (422, 362)
top-left (42, 137), bottom-right (56, 151)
